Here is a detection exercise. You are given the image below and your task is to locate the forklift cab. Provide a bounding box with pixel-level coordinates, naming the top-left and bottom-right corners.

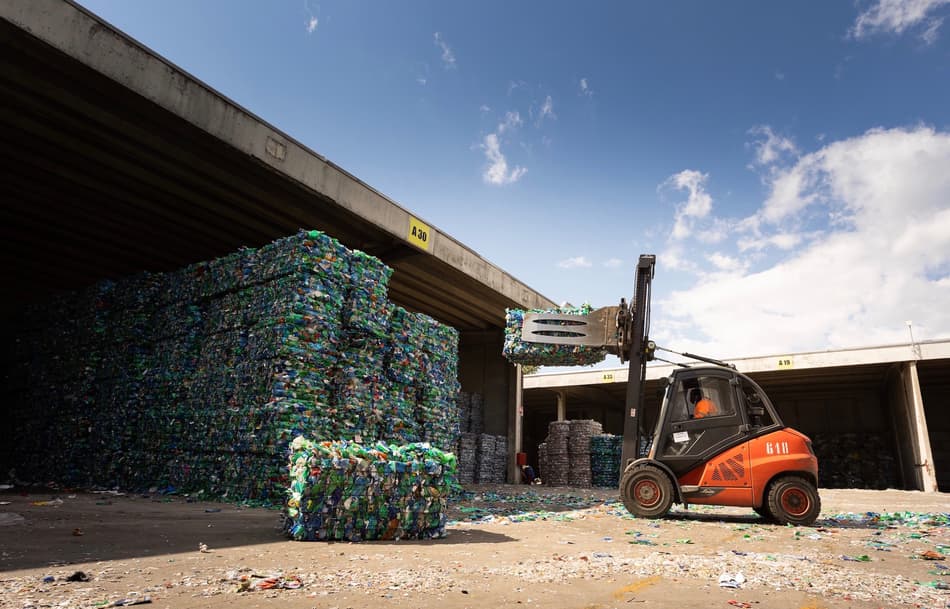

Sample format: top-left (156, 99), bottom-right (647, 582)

top-left (649, 366), bottom-right (782, 478)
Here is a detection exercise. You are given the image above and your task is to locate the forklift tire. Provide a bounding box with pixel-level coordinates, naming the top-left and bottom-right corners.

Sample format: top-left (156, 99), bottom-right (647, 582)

top-left (753, 505), bottom-right (775, 522)
top-left (620, 465), bottom-right (673, 519)
top-left (766, 475), bottom-right (821, 526)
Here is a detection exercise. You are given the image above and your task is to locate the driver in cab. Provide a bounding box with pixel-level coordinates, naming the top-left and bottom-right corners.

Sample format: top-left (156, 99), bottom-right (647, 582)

top-left (688, 387), bottom-right (720, 418)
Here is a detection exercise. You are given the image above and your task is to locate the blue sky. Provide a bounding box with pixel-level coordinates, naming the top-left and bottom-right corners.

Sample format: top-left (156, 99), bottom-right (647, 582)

top-left (79, 0), bottom-right (950, 362)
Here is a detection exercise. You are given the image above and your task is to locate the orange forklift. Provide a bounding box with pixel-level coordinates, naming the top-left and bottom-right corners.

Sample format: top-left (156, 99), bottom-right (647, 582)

top-left (520, 255), bottom-right (821, 525)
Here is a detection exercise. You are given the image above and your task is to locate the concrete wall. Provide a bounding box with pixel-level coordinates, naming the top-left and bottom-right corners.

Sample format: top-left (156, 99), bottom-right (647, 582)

top-left (920, 373), bottom-right (950, 491)
top-left (458, 330), bottom-right (511, 436)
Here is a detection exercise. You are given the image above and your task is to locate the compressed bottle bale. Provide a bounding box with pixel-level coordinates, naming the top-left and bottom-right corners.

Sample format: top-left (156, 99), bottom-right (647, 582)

top-left (345, 250), bottom-right (393, 338)
top-left (542, 421), bottom-right (571, 486)
top-left (812, 432), bottom-right (899, 489)
top-left (469, 392), bottom-right (484, 434)
top-left (455, 392), bottom-right (472, 433)
top-left (474, 434), bottom-right (497, 483)
top-left (590, 434), bottom-right (623, 488)
top-left (252, 230), bottom-right (351, 285)
top-left (537, 442), bottom-right (548, 484)
top-left (456, 432), bottom-right (478, 484)
top-left (502, 304), bottom-right (607, 367)
top-left (568, 419), bottom-right (602, 488)
top-left (384, 306), bottom-right (422, 384)
top-left (492, 435), bottom-right (508, 483)
top-left (284, 437), bottom-right (457, 541)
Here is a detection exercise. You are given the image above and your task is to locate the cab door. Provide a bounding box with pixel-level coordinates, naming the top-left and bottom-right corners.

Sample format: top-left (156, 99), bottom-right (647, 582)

top-left (654, 369), bottom-right (749, 478)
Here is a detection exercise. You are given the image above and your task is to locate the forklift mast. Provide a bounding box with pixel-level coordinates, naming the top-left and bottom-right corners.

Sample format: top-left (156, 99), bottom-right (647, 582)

top-left (620, 254), bottom-right (656, 471)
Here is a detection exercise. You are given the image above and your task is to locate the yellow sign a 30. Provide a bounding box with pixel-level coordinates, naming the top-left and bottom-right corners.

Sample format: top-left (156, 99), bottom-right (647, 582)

top-left (407, 216), bottom-right (431, 251)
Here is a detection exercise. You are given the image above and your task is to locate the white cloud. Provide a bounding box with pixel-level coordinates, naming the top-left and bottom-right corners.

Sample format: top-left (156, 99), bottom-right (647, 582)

top-left (579, 78), bottom-right (593, 97)
top-left (434, 32), bottom-right (456, 69)
top-left (706, 252), bottom-right (746, 273)
top-left (748, 125), bottom-right (798, 167)
top-left (306, 16), bottom-right (318, 34)
top-left (538, 95), bottom-right (556, 125)
top-left (479, 104), bottom-right (491, 113)
top-left (416, 77), bottom-right (427, 86)
top-left (654, 125), bottom-right (950, 358)
top-left (498, 111), bottom-right (522, 134)
top-left (603, 258), bottom-right (624, 269)
top-left (665, 170), bottom-right (714, 240)
top-left (508, 80), bottom-right (528, 96)
top-left (850, 0), bottom-right (950, 42)
top-left (481, 133), bottom-right (527, 185)
top-left (478, 110), bottom-right (528, 185)
top-left (558, 256), bottom-right (592, 269)
top-left (737, 231), bottom-right (806, 252)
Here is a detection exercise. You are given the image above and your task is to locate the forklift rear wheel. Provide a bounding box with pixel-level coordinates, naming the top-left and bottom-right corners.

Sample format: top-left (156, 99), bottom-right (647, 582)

top-left (766, 476), bottom-right (820, 526)
top-left (620, 465), bottom-right (673, 518)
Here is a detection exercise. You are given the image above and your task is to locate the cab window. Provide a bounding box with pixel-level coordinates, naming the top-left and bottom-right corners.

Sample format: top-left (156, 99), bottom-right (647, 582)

top-left (671, 375), bottom-right (737, 422)
top-left (740, 377), bottom-right (774, 428)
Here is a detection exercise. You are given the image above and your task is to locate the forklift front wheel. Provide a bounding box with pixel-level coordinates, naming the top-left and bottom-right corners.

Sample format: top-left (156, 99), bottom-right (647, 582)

top-left (620, 465), bottom-right (673, 519)
top-left (753, 505), bottom-right (775, 523)
top-left (766, 475), bottom-right (821, 526)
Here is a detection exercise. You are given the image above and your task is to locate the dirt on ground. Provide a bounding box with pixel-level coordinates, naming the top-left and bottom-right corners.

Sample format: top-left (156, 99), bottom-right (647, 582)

top-left (1, 485), bottom-right (948, 609)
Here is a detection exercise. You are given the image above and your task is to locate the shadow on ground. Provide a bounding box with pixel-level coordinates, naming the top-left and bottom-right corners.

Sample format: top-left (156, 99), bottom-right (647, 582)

top-left (0, 488), bottom-right (520, 571)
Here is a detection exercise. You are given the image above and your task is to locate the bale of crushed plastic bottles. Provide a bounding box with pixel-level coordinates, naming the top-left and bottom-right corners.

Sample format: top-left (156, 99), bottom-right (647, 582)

top-left (590, 434), bottom-right (623, 488)
top-left (502, 304), bottom-right (607, 366)
top-left (284, 437), bottom-right (458, 541)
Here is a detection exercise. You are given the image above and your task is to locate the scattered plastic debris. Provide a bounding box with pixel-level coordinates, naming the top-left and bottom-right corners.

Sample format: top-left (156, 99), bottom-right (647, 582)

top-left (31, 499), bottom-right (63, 507)
top-left (236, 574), bottom-right (303, 591)
top-left (718, 572), bottom-right (746, 589)
top-left (920, 550), bottom-right (946, 561)
top-left (103, 597), bottom-right (151, 607)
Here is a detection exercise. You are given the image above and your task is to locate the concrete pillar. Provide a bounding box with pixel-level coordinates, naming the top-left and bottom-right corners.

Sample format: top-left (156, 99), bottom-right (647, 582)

top-left (508, 364), bottom-right (524, 484)
top-left (556, 390), bottom-right (567, 421)
top-left (903, 361), bottom-right (939, 492)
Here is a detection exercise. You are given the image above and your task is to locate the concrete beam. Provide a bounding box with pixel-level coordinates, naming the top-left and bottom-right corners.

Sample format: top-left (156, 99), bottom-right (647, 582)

top-left (525, 339), bottom-right (950, 390)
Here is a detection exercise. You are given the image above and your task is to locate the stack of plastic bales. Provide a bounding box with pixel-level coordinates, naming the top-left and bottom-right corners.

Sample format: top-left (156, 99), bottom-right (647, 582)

top-left (537, 442), bottom-right (548, 483)
top-left (475, 434), bottom-right (496, 483)
top-left (413, 315), bottom-right (461, 447)
top-left (453, 391), bottom-right (485, 480)
top-left (456, 392), bottom-right (472, 436)
top-left (542, 421), bottom-right (571, 486)
top-left (812, 432), bottom-right (899, 489)
top-left (284, 437), bottom-right (457, 541)
top-left (468, 392), bottom-right (484, 434)
top-left (590, 434), bottom-right (623, 488)
top-left (2, 230), bottom-right (462, 501)
top-left (492, 435), bottom-right (508, 483)
top-left (568, 420), bottom-right (602, 488)
top-left (502, 304), bottom-right (607, 366)
top-left (456, 433), bottom-right (478, 484)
